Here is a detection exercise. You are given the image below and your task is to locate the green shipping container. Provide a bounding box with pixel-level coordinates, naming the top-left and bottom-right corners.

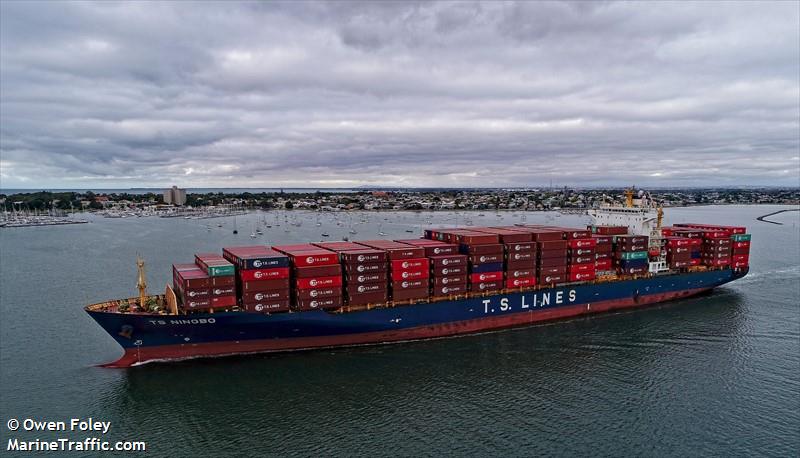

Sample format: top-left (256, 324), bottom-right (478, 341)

top-left (620, 251), bottom-right (648, 260)
top-left (207, 265), bottom-right (235, 276)
top-left (731, 234), bottom-right (751, 242)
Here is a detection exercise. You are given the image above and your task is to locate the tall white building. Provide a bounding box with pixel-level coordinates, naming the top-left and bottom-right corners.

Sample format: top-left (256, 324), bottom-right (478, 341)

top-left (163, 186), bottom-right (186, 206)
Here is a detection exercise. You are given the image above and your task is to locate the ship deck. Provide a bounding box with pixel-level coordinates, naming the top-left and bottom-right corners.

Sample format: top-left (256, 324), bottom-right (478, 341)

top-left (85, 266), bottom-right (722, 317)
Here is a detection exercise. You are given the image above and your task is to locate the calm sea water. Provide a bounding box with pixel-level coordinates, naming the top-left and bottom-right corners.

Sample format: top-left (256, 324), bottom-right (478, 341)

top-left (1, 206), bottom-right (798, 456)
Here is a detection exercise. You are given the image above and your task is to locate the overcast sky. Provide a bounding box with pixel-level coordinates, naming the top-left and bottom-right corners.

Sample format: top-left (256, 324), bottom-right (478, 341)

top-left (1, 1), bottom-right (798, 189)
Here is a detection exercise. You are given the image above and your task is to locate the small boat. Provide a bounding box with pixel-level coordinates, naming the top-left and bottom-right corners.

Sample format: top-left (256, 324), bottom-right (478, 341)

top-left (405, 229), bottom-right (414, 233)
top-left (321, 233), bottom-right (330, 237)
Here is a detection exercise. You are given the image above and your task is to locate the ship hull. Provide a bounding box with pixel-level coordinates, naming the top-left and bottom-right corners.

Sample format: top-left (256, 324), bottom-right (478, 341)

top-left (88, 268), bottom-right (746, 367)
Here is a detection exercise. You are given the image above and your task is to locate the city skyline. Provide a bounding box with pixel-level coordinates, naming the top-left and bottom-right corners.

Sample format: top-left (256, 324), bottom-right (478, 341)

top-left (1, 1), bottom-right (798, 188)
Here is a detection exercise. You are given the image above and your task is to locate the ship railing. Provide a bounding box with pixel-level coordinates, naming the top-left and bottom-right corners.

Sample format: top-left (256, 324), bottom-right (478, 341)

top-left (85, 295), bottom-right (167, 314)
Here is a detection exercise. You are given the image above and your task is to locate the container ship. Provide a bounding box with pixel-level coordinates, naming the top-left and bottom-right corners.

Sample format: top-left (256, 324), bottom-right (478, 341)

top-left (86, 190), bottom-right (751, 367)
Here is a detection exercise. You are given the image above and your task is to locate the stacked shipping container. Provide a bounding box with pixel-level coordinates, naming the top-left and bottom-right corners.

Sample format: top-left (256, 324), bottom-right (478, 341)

top-left (356, 240), bottom-right (429, 302)
top-left (167, 222), bottom-right (748, 316)
top-left (222, 246), bottom-right (291, 313)
top-left (273, 244), bottom-right (342, 311)
top-left (314, 241), bottom-right (390, 307)
top-left (194, 253), bottom-right (237, 309)
top-left (613, 235), bottom-right (649, 275)
top-left (398, 239), bottom-right (466, 298)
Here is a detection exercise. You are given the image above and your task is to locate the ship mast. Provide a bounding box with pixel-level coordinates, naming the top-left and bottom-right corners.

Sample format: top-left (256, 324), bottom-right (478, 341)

top-left (136, 255), bottom-right (147, 310)
top-left (624, 188), bottom-right (635, 208)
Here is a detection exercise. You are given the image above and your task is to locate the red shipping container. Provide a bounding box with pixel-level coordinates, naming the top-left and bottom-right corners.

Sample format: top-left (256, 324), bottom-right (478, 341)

top-left (507, 268), bottom-right (535, 278)
top-left (538, 266), bottom-right (567, 275)
top-left (703, 246), bottom-right (732, 255)
top-left (568, 238), bottom-right (597, 249)
top-left (312, 241), bottom-right (364, 251)
top-left (392, 279), bottom-right (429, 290)
top-left (538, 257), bottom-right (567, 268)
top-left (295, 275), bottom-right (343, 289)
top-left (569, 271), bottom-right (596, 282)
top-left (470, 271), bottom-right (503, 283)
top-left (239, 267), bottom-right (290, 282)
top-left (392, 287), bottom-right (429, 301)
top-left (569, 255), bottom-right (594, 265)
top-left (506, 277), bottom-right (536, 289)
top-left (619, 266), bottom-right (648, 275)
top-left (390, 258), bottom-right (429, 272)
top-left (732, 241), bottom-right (751, 250)
top-left (346, 290), bottom-right (388, 306)
top-left (472, 280), bottom-right (502, 292)
top-left (538, 273), bottom-right (565, 284)
top-left (241, 279), bottom-right (290, 292)
top-left (668, 246), bottom-right (691, 255)
top-left (211, 286), bottom-right (235, 296)
top-left (569, 247), bottom-right (596, 257)
top-left (295, 287), bottom-right (340, 300)
top-left (702, 230), bottom-right (730, 239)
top-left (731, 260), bottom-right (749, 268)
top-left (672, 230), bottom-right (703, 239)
top-left (528, 230), bottom-right (564, 242)
top-left (242, 300), bottom-right (290, 314)
top-left (429, 254), bottom-right (468, 269)
top-left (595, 252), bottom-right (611, 260)
top-left (594, 259), bottom-right (613, 270)
top-left (181, 288), bottom-right (210, 299)
top-left (343, 262), bottom-right (387, 275)
top-left (616, 235), bottom-right (649, 245)
top-left (667, 252), bottom-right (692, 262)
top-left (469, 253), bottom-right (503, 265)
top-left (538, 240), bottom-right (568, 251)
top-left (210, 295), bottom-right (236, 308)
top-left (431, 265), bottom-right (467, 277)
top-left (569, 263), bottom-right (595, 274)
top-left (284, 250), bottom-right (339, 267)
top-left (506, 251), bottom-right (536, 263)
top-left (615, 243), bottom-right (647, 253)
top-left (539, 246), bottom-right (568, 257)
top-left (347, 271), bottom-right (388, 284)
top-left (182, 298), bottom-right (211, 310)
top-left (562, 229), bottom-right (592, 239)
top-left (398, 239), bottom-right (460, 256)
top-left (390, 268), bottom-right (429, 282)
top-left (295, 296), bottom-right (342, 311)
top-left (593, 226), bottom-right (628, 235)
top-left (704, 258), bottom-right (731, 267)
top-left (346, 283), bottom-right (386, 295)
top-left (432, 275), bottom-right (467, 287)
top-left (211, 276), bottom-right (235, 287)
top-left (704, 238), bottom-right (732, 247)
top-left (432, 284), bottom-right (468, 296)
top-left (666, 237), bottom-right (694, 247)
top-left (339, 249), bottom-right (387, 264)
top-left (732, 247), bottom-right (750, 255)
top-left (455, 233), bottom-right (499, 245)
top-left (505, 242), bottom-right (536, 252)
top-left (731, 254), bottom-right (750, 264)
top-left (243, 289), bottom-right (290, 303)
top-left (702, 251), bottom-right (731, 260)
top-left (175, 269), bottom-right (211, 289)
top-left (505, 259), bottom-right (536, 270)
top-left (460, 244), bottom-right (504, 255)
top-left (292, 265), bottom-right (341, 278)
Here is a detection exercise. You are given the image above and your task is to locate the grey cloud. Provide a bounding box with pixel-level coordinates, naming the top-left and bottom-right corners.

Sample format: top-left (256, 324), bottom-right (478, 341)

top-left (0, 1), bottom-right (798, 189)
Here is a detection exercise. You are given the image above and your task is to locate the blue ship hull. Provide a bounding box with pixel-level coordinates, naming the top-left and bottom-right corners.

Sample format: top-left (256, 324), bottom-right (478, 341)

top-left (87, 268), bottom-right (747, 367)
